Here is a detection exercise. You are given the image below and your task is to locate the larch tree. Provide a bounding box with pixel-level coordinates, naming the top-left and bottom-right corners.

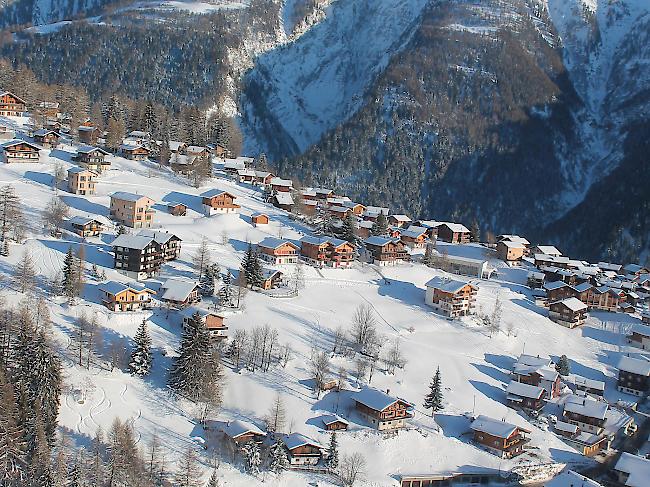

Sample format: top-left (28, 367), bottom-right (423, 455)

top-left (15, 249), bottom-right (36, 294)
top-left (0, 368), bottom-right (26, 483)
top-left (174, 447), bottom-right (203, 487)
top-left (423, 366), bottom-right (443, 416)
top-left (43, 196), bottom-right (69, 235)
top-left (129, 318), bottom-right (153, 376)
top-left (266, 393), bottom-right (286, 433)
top-left (193, 236), bottom-right (211, 280)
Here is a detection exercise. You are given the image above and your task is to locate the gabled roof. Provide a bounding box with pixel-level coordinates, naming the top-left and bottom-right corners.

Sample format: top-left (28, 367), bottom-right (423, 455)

top-left (112, 234), bottom-right (155, 250)
top-left (160, 278), bottom-right (199, 302)
top-left (201, 189), bottom-right (235, 199)
top-left (168, 140), bottom-right (185, 151)
top-left (498, 234), bottom-right (530, 246)
top-left (110, 191), bottom-right (152, 203)
top-left (282, 433), bottom-right (323, 451)
top-left (630, 323), bottom-right (650, 338)
top-left (0, 90), bottom-right (27, 104)
top-left (321, 415), bottom-right (349, 427)
top-left (439, 222), bottom-right (470, 233)
top-left (68, 216), bottom-right (103, 227)
top-left (499, 240), bottom-right (526, 249)
top-left (270, 177), bottom-right (293, 187)
top-left (545, 470), bottom-right (602, 487)
top-left (554, 421), bottom-right (579, 435)
top-left (33, 128), bottom-right (59, 137)
top-left (535, 245), bottom-right (562, 255)
top-left (544, 281), bottom-right (568, 291)
top-left (564, 395), bottom-right (608, 420)
top-left (222, 420), bottom-right (266, 439)
top-left (617, 356), bottom-right (650, 376)
top-left (137, 229), bottom-right (181, 245)
top-left (78, 125), bottom-right (98, 132)
top-left (554, 297), bottom-right (588, 312)
top-left (186, 145), bottom-right (207, 153)
top-left (364, 236), bottom-right (400, 247)
top-left (353, 387), bottom-right (409, 412)
top-left (274, 192), bottom-right (294, 205)
top-left (389, 214), bottom-right (411, 222)
top-left (506, 380), bottom-right (545, 400)
top-left (261, 268), bottom-right (283, 280)
top-left (77, 144), bottom-right (109, 155)
top-left (401, 225), bottom-right (428, 239)
top-left (470, 415), bottom-right (527, 438)
top-left (301, 236), bottom-right (350, 248)
top-left (257, 237), bottom-right (298, 250)
top-left (1, 139), bottom-right (40, 150)
top-left (573, 282), bottom-right (593, 293)
top-left (99, 281), bottom-right (154, 296)
top-left (119, 142), bottom-right (147, 151)
top-left (570, 375), bottom-right (605, 392)
top-left (614, 453), bottom-right (650, 487)
top-left (425, 276), bottom-right (476, 293)
top-left (67, 166), bottom-right (96, 175)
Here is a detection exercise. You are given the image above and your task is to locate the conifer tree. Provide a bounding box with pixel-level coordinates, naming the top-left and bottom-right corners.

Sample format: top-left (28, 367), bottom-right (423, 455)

top-left (29, 414), bottom-right (53, 487)
top-left (62, 247), bottom-right (77, 300)
top-left (174, 447), bottom-right (202, 487)
top-left (423, 367), bottom-right (443, 416)
top-left (326, 431), bottom-right (339, 471)
top-left (242, 243), bottom-right (264, 288)
top-left (206, 468), bottom-right (220, 487)
top-left (269, 438), bottom-right (288, 474)
top-left (556, 354), bottom-right (570, 376)
top-left (371, 213), bottom-right (388, 236)
top-left (117, 224), bottom-right (127, 236)
top-left (0, 367), bottom-right (26, 483)
top-left (218, 271), bottom-right (234, 307)
top-left (130, 319), bottom-right (153, 376)
top-left (1, 239), bottom-right (9, 257)
top-left (15, 249), bottom-right (36, 294)
top-left (242, 441), bottom-right (261, 475)
top-left (340, 213), bottom-right (357, 244)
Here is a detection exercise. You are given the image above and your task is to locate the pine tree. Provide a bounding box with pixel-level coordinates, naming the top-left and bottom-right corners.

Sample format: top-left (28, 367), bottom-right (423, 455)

top-left (371, 213), bottom-right (388, 236)
top-left (15, 249), bottom-right (36, 294)
top-left (423, 367), bottom-right (443, 416)
top-left (206, 468), bottom-right (220, 487)
top-left (242, 243), bottom-right (263, 288)
top-left (117, 224), bottom-right (127, 236)
top-left (241, 441), bottom-right (261, 475)
top-left (340, 213), bottom-right (357, 245)
top-left (556, 354), bottom-right (570, 376)
top-left (66, 460), bottom-right (82, 487)
top-left (62, 247), bottom-right (77, 302)
top-left (326, 431), bottom-right (339, 471)
top-left (1, 239), bottom-right (9, 257)
top-left (218, 271), bottom-right (234, 307)
top-left (29, 414), bottom-right (53, 487)
top-left (129, 319), bottom-right (153, 376)
top-left (0, 367), bottom-right (26, 483)
top-left (268, 438), bottom-right (288, 474)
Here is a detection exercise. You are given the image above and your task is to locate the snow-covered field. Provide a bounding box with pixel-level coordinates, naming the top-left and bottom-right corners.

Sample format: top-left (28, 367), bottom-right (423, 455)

top-left (0, 118), bottom-right (646, 485)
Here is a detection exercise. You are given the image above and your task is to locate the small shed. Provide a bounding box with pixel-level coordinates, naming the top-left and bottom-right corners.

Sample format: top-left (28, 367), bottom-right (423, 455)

top-left (166, 201), bottom-right (187, 217)
top-left (251, 213), bottom-right (269, 226)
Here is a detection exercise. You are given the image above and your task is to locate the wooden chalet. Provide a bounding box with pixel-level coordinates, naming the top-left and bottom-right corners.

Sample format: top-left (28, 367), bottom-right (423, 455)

top-left (159, 278), bottom-right (200, 308)
top-left (112, 234), bottom-right (164, 280)
top-left (364, 236), bottom-right (410, 266)
top-left (270, 177), bottom-right (293, 192)
top-left (617, 356), bottom-right (650, 397)
top-left (181, 308), bottom-right (228, 339)
top-left (549, 297), bottom-right (588, 328)
top-left (37, 101), bottom-right (60, 119)
top-left (321, 415), bottom-right (349, 431)
top-left (138, 229), bottom-right (182, 261)
top-left (78, 125), bottom-right (101, 145)
top-left (437, 222), bottom-right (471, 244)
top-left (363, 206), bottom-right (389, 222)
top-left (99, 281), bottom-right (156, 312)
top-left (76, 146), bottom-right (110, 172)
top-left (237, 168), bottom-right (256, 184)
top-left (221, 420), bottom-right (266, 446)
top-left (257, 237), bottom-right (299, 265)
top-left (273, 192), bottom-right (294, 212)
top-left (33, 129), bottom-right (60, 148)
top-left (388, 214), bottom-right (411, 228)
top-left (300, 236), bottom-right (355, 268)
top-left (496, 240), bottom-right (526, 263)
top-left (282, 433), bottom-right (324, 466)
top-left (623, 263), bottom-right (650, 278)
top-left (185, 145), bottom-right (209, 158)
top-left (212, 143), bottom-right (229, 158)
top-left (570, 375), bottom-right (605, 397)
top-left (119, 143), bottom-right (150, 161)
top-left (1, 139), bottom-right (40, 163)
top-left (259, 269), bottom-right (283, 290)
top-left (253, 170), bottom-right (274, 186)
top-left (554, 421), bottom-right (610, 457)
top-left (353, 387), bottom-right (413, 431)
top-left (400, 469), bottom-right (514, 487)
top-left (505, 381), bottom-right (546, 412)
top-left (527, 271), bottom-right (545, 289)
top-left (544, 281), bottom-right (576, 303)
top-left (425, 277), bottom-right (477, 318)
top-left (342, 201), bottom-right (365, 216)
top-left (512, 354), bottom-right (561, 398)
top-left (562, 395), bottom-right (608, 435)
top-left (627, 324), bottom-right (650, 351)
top-left (0, 91), bottom-right (26, 116)
top-left (68, 216), bottom-right (103, 237)
top-left (400, 225), bottom-right (428, 249)
top-left (166, 201), bottom-right (187, 216)
top-left (201, 189), bottom-right (240, 215)
top-left (251, 213), bottom-right (269, 226)
top-left (470, 415), bottom-right (530, 458)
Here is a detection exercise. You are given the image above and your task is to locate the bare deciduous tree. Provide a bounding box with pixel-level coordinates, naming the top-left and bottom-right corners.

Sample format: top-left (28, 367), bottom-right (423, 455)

top-left (43, 196), bottom-right (69, 235)
top-left (310, 349), bottom-right (331, 398)
top-left (384, 338), bottom-right (406, 374)
top-left (266, 393), bottom-right (286, 433)
top-left (192, 236), bottom-right (211, 279)
top-left (350, 304), bottom-right (377, 350)
top-left (339, 452), bottom-right (367, 486)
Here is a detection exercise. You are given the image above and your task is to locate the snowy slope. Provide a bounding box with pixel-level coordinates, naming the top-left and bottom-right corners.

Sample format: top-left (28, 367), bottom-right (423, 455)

top-left (0, 115), bottom-right (645, 485)
top-left (241, 0), bottom-right (429, 156)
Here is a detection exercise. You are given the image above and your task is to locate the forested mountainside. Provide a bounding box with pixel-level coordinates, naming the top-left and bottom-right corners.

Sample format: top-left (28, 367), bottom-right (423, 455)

top-left (0, 0), bottom-right (115, 28)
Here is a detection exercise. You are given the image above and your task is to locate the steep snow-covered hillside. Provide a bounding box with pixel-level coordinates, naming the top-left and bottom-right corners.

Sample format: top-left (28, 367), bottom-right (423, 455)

top-left (241, 0), bottom-right (429, 156)
top-left (1, 114), bottom-right (645, 484)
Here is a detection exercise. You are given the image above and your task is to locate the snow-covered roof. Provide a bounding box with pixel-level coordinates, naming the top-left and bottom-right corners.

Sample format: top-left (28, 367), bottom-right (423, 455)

top-left (614, 453), bottom-right (650, 487)
top-left (364, 206), bottom-right (389, 215)
top-left (564, 396), bottom-right (608, 420)
top-left (617, 356), bottom-right (650, 376)
top-left (506, 381), bottom-right (545, 399)
top-left (1, 139), bottom-right (40, 150)
top-left (544, 281), bottom-right (567, 291)
top-left (535, 245), bottom-right (562, 256)
top-left (223, 160), bottom-right (245, 170)
top-left (470, 415), bottom-right (526, 438)
top-left (119, 142), bottom-right (147, 151)
top-left (301, 236), bottom-right (349, 248)
top-left (365, 236), bottom-right (399, 247)
top-left (498, 234), bottom-right (530, 246)
top-left (254, 170), bottom-right (272, 178)
top-left (535, 254), bottom-right (570, 264)
top-left (138, 229), bottom-right (180, 245)
top-left (570, 375), bottom-right (605, 392)
top-left (358, 220), bottom-right (374, 229)
top-left (439, 222), bottom-right (470, 233)
top-left (112, 234), bottom-right (155, 251)
top-left (554, 421), bottom-right (579, 435)
top-left (390, 214), bottom-right (411, 222)
top-left (251, 212), bottom-right (268, 218)
top-left (328, 205), bottom-right (349, 213)
top-left (555, 297), bottom-right (588, 312)
top-left (186, 145), bottom-right (206, 153)
top-left (222, 420), bottom-right (266, 439)
top-left (180, 307), bottom-right (220, 320)
top-left (342, 200), bottom-right (364, 209)
top-left (261, 268), bottom-right (282, 280)
top-left (33, 128), bottom-right (59, 137)
top-left (425, 276), bottom-right (476, 294)
top-left (623, 263), bottom-right (647, 275)
top-left (354, 387), bottom-right (408, 412)
top-left (527, 271), bottom-right (545, 279)
top-left (321, 415), bottom-right (349, 427)
top-left (573, 282), bottom-right (593, 293)
top-left (282, 433), bottom-right (323, 450)
top-left (257, 237), bottom-right (298, 250)
top-left (110, 191), bottom-right (152, 203)
top-left (160, 278), bottom-right (199, 302)
top-left (401, 225), bottom-right (427, 238)
top-left (597, 262), bottom-right (622, 272)
top-left (168, 140), bottom-right (185, 151)
top-left (129, 130), bottom-right (150, 137)
top-left (274, 192), bottom-right (294, 206)
top-left (237, 168), bottom-right (256, 177)
top-left (67, 166), bottom-right (95, 175)
top-left (270, 177), bottom-right (293, 187)
top-left (0, 91), bottom-right (26, 103)
top-left (201, 189), bottom-right (235, 199)
top-left (516, 354), bottom-right (552, 368)
top-left (78, 125), bottom-right (97, 132)
top-left (499, 240), bottom-right (526, 249)
top-left (545, 470), bottom-right (602, 487)
top-left (77, 145), bottom-right (108, 155)
top-left (99, 281), bottom-right (154, 296)
top-left (68, 216), bottom-right (103, 226)
top-left (631, 324), bottom-right (650, 338)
